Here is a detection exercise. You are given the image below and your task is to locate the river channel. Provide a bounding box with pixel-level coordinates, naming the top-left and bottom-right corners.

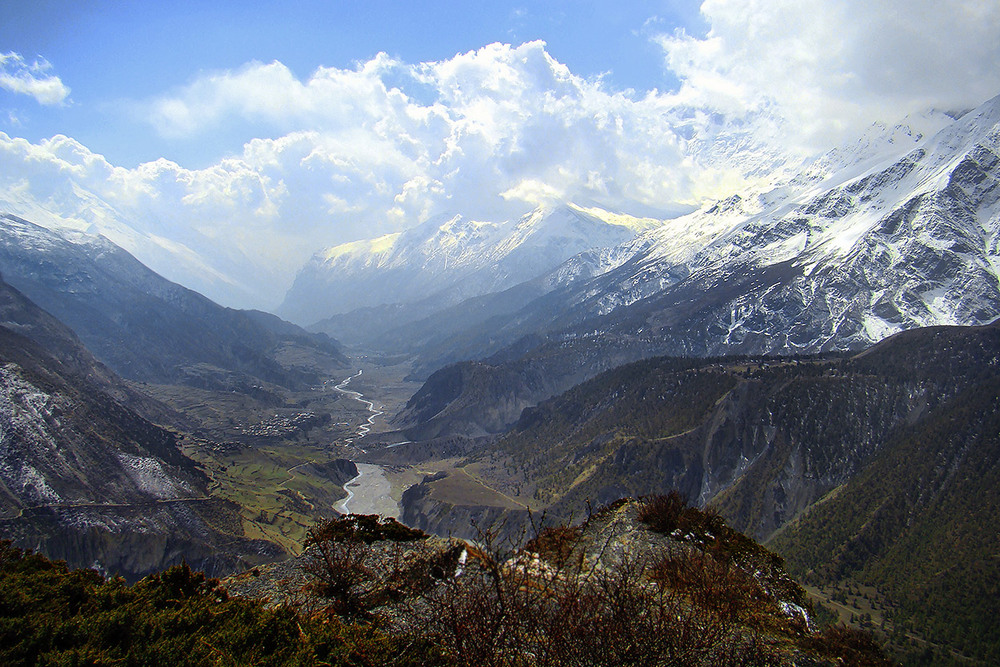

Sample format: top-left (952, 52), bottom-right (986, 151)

top-left (331, 370), bottom-right (401, 518)
top-left (333, 370), bottom-right (383, 441)
top-left (333, 463), bottom-right (400, 518)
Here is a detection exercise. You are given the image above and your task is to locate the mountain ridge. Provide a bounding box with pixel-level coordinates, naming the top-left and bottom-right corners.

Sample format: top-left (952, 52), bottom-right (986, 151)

top-left (0, 276), bottom-right (281, 578)
top-left (0, 214), bottom-right (346, 391)
top-left (388, 94), bottom-right (1000, 432)
top-left (386, 320), bottom-right (1000, 663)
top-left (282, 203), bottom-right (661, 327)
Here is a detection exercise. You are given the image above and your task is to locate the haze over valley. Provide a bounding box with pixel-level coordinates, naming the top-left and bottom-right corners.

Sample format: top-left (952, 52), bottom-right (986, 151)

top-left (2, 2), bottom-right (1000, 664)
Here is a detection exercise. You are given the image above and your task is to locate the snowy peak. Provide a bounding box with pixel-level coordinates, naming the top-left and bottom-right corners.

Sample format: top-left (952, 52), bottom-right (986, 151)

top-left (565, 92), bottom-right (1000, 353)
top-left (278, 203), bottom-right (662, 325)
top-left (320, 232), bottom-right (403, 267)
top-left (0, 182), bottom-right (249, 307)
top-left (315, 215), bottom-right (505, 276)
top-left (391, 93), bottom-right (1000, 371)
top-left (1, 212), bottom-right (127, 263)
top-left (315, 205), bottom-right (656, 274)
top-left (287, 92), bottom-right (1000, 357)
top-left (499, 204), bottom-right (658, 256)
top-left (920, 93), bottom-right (1000, 166)
top-left (808, 108), bottom-right (955, 181)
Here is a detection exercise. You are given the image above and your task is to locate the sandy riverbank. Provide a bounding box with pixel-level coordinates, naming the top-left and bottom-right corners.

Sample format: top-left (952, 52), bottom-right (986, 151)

top-left (333, 463), bottom-right (400, 518)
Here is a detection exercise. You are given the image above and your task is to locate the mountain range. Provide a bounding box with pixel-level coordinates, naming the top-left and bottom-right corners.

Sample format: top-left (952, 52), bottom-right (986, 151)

top-left (379, 94), bottom-right (1000, 439)
top-left (1, 81), bottom-right (999, 665)
top-left (0, 214), bottom-right (346, 392)
top-left (352, 101), bottom-right (991, 364)
top-left (283, 204), bottom-right (662, 346)
top-left (0, 276), bottom-right (281, 578)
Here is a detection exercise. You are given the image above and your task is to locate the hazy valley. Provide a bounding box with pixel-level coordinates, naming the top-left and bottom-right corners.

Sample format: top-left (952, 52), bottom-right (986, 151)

top-left (2, 86), bottom-right (1000, 665)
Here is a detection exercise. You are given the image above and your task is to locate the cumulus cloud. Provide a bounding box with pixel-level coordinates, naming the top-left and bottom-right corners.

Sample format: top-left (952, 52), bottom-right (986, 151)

top-left (132, 41), bottom-right (731, 245)
top-left (0, 52), bottom-right (70, 106)
top-left (3, 4), bottom-right (998, 310)
top-left (143, 57), bottom-right (403, 138)
top-left (8, 42), bottom-right (728, 307)
top-left (655, 0), bottom-right (1000, 151)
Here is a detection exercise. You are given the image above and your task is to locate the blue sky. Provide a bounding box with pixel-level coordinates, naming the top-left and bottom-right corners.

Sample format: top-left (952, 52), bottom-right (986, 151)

top-left (0, 1), bottom-right (702, 167)
top-left (1, 1), bottom-right (999, 310)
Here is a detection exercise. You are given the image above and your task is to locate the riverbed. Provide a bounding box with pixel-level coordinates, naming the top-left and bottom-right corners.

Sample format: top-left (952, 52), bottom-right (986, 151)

top-left (330, 370), bottom-right (401, 517)
top-left (333, 463), bottom-right (400, 518)
top-left (332, 370), bottom-right (384, 441)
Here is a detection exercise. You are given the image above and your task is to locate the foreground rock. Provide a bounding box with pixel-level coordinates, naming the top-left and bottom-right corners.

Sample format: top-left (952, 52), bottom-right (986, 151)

top-left (226, 502), bottom-right (890, 666)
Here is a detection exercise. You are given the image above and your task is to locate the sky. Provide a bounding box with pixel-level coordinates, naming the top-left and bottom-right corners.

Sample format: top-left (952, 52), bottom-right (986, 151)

top-left (1, 0), bottom-right (999, 310)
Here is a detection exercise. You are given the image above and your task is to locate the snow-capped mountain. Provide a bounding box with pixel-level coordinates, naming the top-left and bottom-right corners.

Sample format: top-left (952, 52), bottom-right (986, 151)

top-left (584, 97), bottom-right (999, 350)
top-left (304, 99), bottom-right (990, 371)
top-left (0, 161), bottom-right (257, 308)
top-left (391, 94), bottom-right (1000, 444)
top-left (520, 108), bottom-right (957, 317)
top-left (278, 204), bottom-right (661, 326)
top-left (407, 95), bottom-right (1000, 367)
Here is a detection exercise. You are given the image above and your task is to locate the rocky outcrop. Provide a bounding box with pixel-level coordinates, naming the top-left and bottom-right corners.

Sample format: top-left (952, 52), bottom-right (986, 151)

top-left (4, 500), bottom-right (283, 581)
top-left (400, 476), bottom-right (531, 543)
top-left (303, 458), bottom-right (358, 488)
top-left (223, 501), bottom-right (888, 665)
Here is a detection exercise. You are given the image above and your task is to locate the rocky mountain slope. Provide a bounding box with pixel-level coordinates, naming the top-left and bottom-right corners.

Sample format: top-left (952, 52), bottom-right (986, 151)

top-left (392, 321), bottom-right (1000, 663)
top-left (392, 95), bottom-right (1000, 433)
top-left (769, 328), bottom-right (1000, 665)
top-left (456, 322), bottom-right (999, 535)
top-left (393, 334), bottom-right (656, 439)
top-left (0, 214), bottom-right (346, 391)
top-left (0, 265), bottom-right (180, 427)
top-left (0, 277), bottom-right (280, 578)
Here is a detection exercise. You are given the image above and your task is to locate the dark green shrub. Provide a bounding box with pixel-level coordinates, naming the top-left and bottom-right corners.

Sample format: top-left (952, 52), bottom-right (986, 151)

top-left (0, 539), bottom-right (444, 666)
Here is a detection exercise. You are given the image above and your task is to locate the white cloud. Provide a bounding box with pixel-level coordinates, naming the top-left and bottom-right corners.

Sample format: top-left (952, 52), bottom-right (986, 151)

top-left (0, 133), bottom-right (288, 305)
top-left (3, 6), bottom-right (999, 312)
top-left (141, 54), bottom-right (414, 139)
top-left (134, 41), bottom-right (754, 220)
top-left (0, 52), bottom-right (70, 106)
top-left (7, 43), bottom-right (725, 308)
top-left (49, 44), bottom-right (709, 307)
top-left (655, 0), bottom-right (1000, 151)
